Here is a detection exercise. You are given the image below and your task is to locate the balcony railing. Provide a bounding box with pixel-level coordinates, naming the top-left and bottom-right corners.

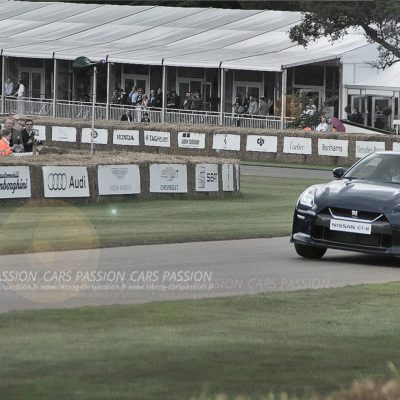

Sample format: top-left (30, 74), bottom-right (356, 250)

top-left (3, 96), bottom-right (291, 129)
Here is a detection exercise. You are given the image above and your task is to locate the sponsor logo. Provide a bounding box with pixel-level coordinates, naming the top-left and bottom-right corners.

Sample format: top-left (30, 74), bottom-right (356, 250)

top-left (257, 137), bottom-right (265, 146)
top-left (0, 172), bottom-right (29, 194)
top-left (161, 167), bottom-right (178, 181)
top-left (47, 173), bottom-right (67, 191)
top-left (198, 166), bottom-right (206, 188)
top-left (91, 130), bottom-right (98, 139)
top-left (111, 168), bottom-right (129, 180)
top-left (352, 210), bottom-right (358, 218)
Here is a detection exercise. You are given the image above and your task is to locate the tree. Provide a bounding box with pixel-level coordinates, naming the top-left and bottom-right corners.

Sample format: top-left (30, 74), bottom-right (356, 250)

top-left (289, 0), bottom-right (400, 69)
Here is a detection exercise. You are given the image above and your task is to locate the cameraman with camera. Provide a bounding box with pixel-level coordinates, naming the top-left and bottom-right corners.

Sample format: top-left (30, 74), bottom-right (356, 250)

top-left (21, 119), bottom-right (37, 153)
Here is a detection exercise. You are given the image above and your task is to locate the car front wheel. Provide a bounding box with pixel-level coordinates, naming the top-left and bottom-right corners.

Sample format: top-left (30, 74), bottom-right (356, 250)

top-left (294, 243), bottom-right (327, 259)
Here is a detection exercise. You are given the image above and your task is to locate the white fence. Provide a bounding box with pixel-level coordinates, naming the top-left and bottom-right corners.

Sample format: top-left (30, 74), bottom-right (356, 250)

top-left (3, 96), bottom-right (291, 129)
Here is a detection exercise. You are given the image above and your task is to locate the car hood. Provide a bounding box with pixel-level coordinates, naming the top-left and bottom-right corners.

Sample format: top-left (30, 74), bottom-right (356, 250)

top-left (315, 179), bottom-right (400, 214)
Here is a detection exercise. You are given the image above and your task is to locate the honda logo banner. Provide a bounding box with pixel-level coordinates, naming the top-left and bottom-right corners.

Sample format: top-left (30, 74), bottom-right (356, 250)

top-left (178, 132), bottom-right (206, 149)
top-left (52, 126), bottom-right (77, 142)
top-left (195, 164), bottom-right (218, 192)
top-left (43, 166), bottom-right (89, 198)
top-left (98, 165), bottom-right (141, 195)
top-left (246, 135), bottom-right (277, 153)
top-left (113, 130), bottom-right (140, 146)
top-left (149, 164), bottom-right (187, 193)
top-left (144, 131), bottom-right (170, 148)
top-left (212, 134), bottom-right (241, 151)
top-left (81, 128), bottom-right (108, 145)
top-left (0, 166), bottom-right (31, 199)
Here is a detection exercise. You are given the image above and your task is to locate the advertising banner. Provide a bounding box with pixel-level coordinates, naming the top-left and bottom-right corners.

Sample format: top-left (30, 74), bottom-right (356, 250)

top-left (212, 134), bottom-right (241, 151)
top-left (222, 164), bottom-right (234, 191)
top-left (52, 126), bottom-right (77, 142)
top-left (81, 128), bottom-right (108, 145)
top-left (178, 132), bottom-right (206, 149)
top-left (195, 164), bottom-right (218, 192)
top-left (318, 139), bottom-right (349, 157)
top-left (246, 135), bottom-right (277, 153)
top-left (144, 131), bottom-right (170, 147)
top-left (0, 166), bottom-right (31, 199)
top-left (356, 141), bottom-right (385, 158)
top-left (283, 137), bottom-right (312, 154)
top-left (150, 164), bottom-right (187, 193)
top-left (43, 166), bottom-right (89, 198)
top-left (98, 165), bottom-right (140, 195)
top-left (113, 130), bottom-right (140, 146)
top-left (34, 125), bottom-right (46, 141)
top-left (393, 142), bottom-right (400, 152)
top-left (235, 164), bottom-right (240, 191)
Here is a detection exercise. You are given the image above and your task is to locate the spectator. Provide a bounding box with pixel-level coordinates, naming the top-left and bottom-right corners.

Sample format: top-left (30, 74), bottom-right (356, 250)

top-left (111, 90), bottom-right (120, 104)
top-left (141, 94), bottom-right (149, 109)
top-left (149, 89), bottom-right (157, 107)
top-left (183, 91), bottom-right (192, 110)
top-left (121, 110), bottom-right (133, 121)
top-left (154, 88), bottom-right (162, 108)
top-left (136, 88), bottom-right (144, 105)
top-left (4, 118), bottom-right (20, 148)
top-left (167, 90), bottom-right (180, 109)
top-left (248, 95), bottom-right (258, 115)
top-left (257, 96), bottom-right (269, 116)
top-left (350, 107), bottom-right (363, 124)
top-left (141, 112), bottom-right (150, 123)
top-left (267, 98), bottom-right (274, 115)
top-left (119, 89), bottom-right (128, 105)
top-left (128, 87), bottom-right (138, 105)
top-left (13, 79), bottom-right (25, 114)
top-left (242, 94), bottom-right (249, 114)
top-left (0, 129), bottom-right (14, 156)
top-left (315, 115), bottom-right (328, 132)
top-left (4, 77), bottom-right (14, 97)
top-left (21, 119), bottom-right (35, 153)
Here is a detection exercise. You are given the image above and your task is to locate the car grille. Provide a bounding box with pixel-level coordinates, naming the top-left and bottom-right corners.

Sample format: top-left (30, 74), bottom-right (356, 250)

top-left (312, 207), bottom-right (393, 249)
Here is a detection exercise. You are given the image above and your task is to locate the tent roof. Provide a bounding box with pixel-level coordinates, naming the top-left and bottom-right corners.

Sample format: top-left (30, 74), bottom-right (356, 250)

top-left (0, 0), bottom-right (371, 71)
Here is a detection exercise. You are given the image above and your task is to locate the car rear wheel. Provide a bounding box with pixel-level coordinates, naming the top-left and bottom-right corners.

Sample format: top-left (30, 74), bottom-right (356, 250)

top-left (294, 243), bottom-right (327, 259)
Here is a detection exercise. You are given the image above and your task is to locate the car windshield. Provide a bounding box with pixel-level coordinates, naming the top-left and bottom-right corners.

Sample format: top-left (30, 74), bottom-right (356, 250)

top-left (345, 153), bottom-right (400, 184)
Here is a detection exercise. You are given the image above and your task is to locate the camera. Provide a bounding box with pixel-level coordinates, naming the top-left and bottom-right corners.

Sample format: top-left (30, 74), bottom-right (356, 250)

top-left (29, 129), bottom-right (43, 145)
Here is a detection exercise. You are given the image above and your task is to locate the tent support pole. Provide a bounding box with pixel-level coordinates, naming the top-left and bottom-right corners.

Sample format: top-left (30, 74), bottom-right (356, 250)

top-left (106, 61), bottom-right (110, 120)
top-left (52, 58), bottom-right (57, 118)
top-left (280, 68), bottom-right (287, 129)
top-left (162, 63), bottom-right (166, 123)
top-left (219, 67), bottom-right (225, 126)
top-left (1, 55), bottom-right (5, 116)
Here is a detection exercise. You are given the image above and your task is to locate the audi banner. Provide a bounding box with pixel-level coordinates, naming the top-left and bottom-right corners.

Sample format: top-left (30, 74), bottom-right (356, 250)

top-left (149, 164), bottom-right (187, 193)
top-left (195, 164), bottom-right (218, 192)
top-left (81, 128), bottom-right (108, 145)
top-left (98, 165), bottom-right (141, 195)
top-left (0, 166), bottom-right (31, 199)
top-left (43, 166), bottom-right (90, 198)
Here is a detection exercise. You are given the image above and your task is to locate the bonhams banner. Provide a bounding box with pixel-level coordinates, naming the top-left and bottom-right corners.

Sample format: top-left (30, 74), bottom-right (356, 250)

top-left (144, 131), bottom-right (170, 147)
top-left (283, 137), bottom-right (312, 154)
top-left (178, 132), bottom-right (206, 149)
top-left (150, 164), bottom-right (187, 193)
top-left (318, 139), bottom-right (349, 157)
top-left (113, 130), bottom-right (140, 146)
top-left (356, 141), bottom-right (385, 158)
top-left (222, 164), bottom-right (234, 191)
top-left (98, 165), bottom-right (140, 195)
top-left (0, 166), bottom-right (31, 199)
top-left (195, 164), bottom-right (218, 192)
top-left (43, 166), bottom-right (89, 198)
top-left (213, 134), bottom-right (241, 151)
top-left (246, 135), bottom-right (277, 153)
top-left (81, 128), bottom-right (108, 145)
top-left (52, 126), bottom-right (77, 142)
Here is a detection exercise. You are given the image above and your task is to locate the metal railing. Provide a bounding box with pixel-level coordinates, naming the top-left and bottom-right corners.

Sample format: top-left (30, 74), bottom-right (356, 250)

top-left (3, 96), bottom-right (292, 129)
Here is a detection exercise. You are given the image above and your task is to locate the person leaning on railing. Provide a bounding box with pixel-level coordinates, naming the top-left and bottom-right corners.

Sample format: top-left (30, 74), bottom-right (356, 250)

top-left (0, 129), bottom-right (15, 156)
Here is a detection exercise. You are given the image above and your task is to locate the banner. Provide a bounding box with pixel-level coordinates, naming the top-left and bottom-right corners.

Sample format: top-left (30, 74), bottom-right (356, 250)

top-left (178, 132), bottom-right (206, 149)
top-left (43, 166), bottom-right (89, 198)
top-left (356, 141), bottom-right (385, 158)
top-left (113, 130), bottom-right (140, 146)
top-left (150, 164), bottom-right (187, 193)
top-left (212, 134), bottom-right (241, 151)
top-left (98, 165), bottom-right (140, 195)
top-left (81, 128), bottom-right (108, 145)
top-left (393, 142), bottom-right (400, 152)
top-left (246, 135), bottom-right (277, 153)
top-left (34, 125), bottom-right (46, 141)
top-left (283, 137), bottom-right (312, 154)
top-left (144, 131), bottom-right (170, 147)
top-left (235, 164), bottom-right (240, 191)
top-left (222, 164), bottom-right (234, 191)
top-left (195, 164), bottom-right (218, 192)
top-left (0, 166), bottom-right (31, 199)
top-left (318, 139), bottom-right (349, 157)
top-left (52, 126), bottom-right (77, 142)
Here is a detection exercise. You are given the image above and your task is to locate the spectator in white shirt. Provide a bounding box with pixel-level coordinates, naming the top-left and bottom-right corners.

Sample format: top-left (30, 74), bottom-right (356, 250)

top-left (316, 115), bottom-right (328, 132)
top-left (4, 77), bottom-right (14, 96)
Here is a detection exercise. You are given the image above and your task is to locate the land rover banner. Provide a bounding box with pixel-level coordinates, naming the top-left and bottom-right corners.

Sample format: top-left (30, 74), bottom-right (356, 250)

top-left (150, 164), bottom-right (187, 193)
top-left (195, 164), bottom-right (218, 192)
top-left (0, 166), bottom-right (31, 199)
top-left (246, 135), bottom-right (277, 153)
top-left (52, 126), bottom-right (77, 142)
top-left (98, 165), bottom-right (140, 195)
top-left (283, 137), bottom-right (312, 155)
top-left (113, 130), bottom-right (140, 146)
top-left (144, 131), bottom-right (170, 147)
top-left (222, 164), bottom-right (234, 191)
top-left (178, 132), bottom-right (206, 149)
top-left (43, 166), bottom-right (89, 198)
top-left (212, 134), bottom-right (241, 151)
top-left (81, 128), bottom-right (108, 145)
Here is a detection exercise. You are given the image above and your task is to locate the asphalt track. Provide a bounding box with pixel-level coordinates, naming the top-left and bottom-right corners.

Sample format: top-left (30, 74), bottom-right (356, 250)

top-left (1, 165), bottom-right (400, 314)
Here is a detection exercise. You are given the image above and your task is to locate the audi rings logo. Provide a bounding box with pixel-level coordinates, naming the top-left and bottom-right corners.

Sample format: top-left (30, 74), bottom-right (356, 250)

top-left (48, 173), bottom-right (67, 191)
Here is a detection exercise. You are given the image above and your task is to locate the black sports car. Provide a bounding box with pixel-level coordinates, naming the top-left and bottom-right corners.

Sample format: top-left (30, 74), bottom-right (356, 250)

top-left (291, 151), bottom-right (400, 258)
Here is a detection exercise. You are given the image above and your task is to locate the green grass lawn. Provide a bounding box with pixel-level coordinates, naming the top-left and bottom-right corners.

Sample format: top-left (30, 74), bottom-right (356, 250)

top-left (0, 176), bottom-right (323, 255)
top-left (2, 283), bottom-right (400, 400)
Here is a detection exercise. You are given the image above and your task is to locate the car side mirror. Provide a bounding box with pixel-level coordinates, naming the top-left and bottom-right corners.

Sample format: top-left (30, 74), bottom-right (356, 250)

top-left (332, 167), bottom-right (344, 179)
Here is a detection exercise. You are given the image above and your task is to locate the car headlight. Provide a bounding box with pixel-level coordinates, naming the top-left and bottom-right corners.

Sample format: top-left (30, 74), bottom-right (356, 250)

top-left (298, 186), bottom-right (317, 208)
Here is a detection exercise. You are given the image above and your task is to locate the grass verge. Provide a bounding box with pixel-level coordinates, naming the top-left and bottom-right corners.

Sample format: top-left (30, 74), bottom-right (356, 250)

top-left (240, 160), bottom-right (352, 170)
top-left (2, 283), bottom-right (400, 399)
top-left (0, 176), bottom-right (323, 255)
